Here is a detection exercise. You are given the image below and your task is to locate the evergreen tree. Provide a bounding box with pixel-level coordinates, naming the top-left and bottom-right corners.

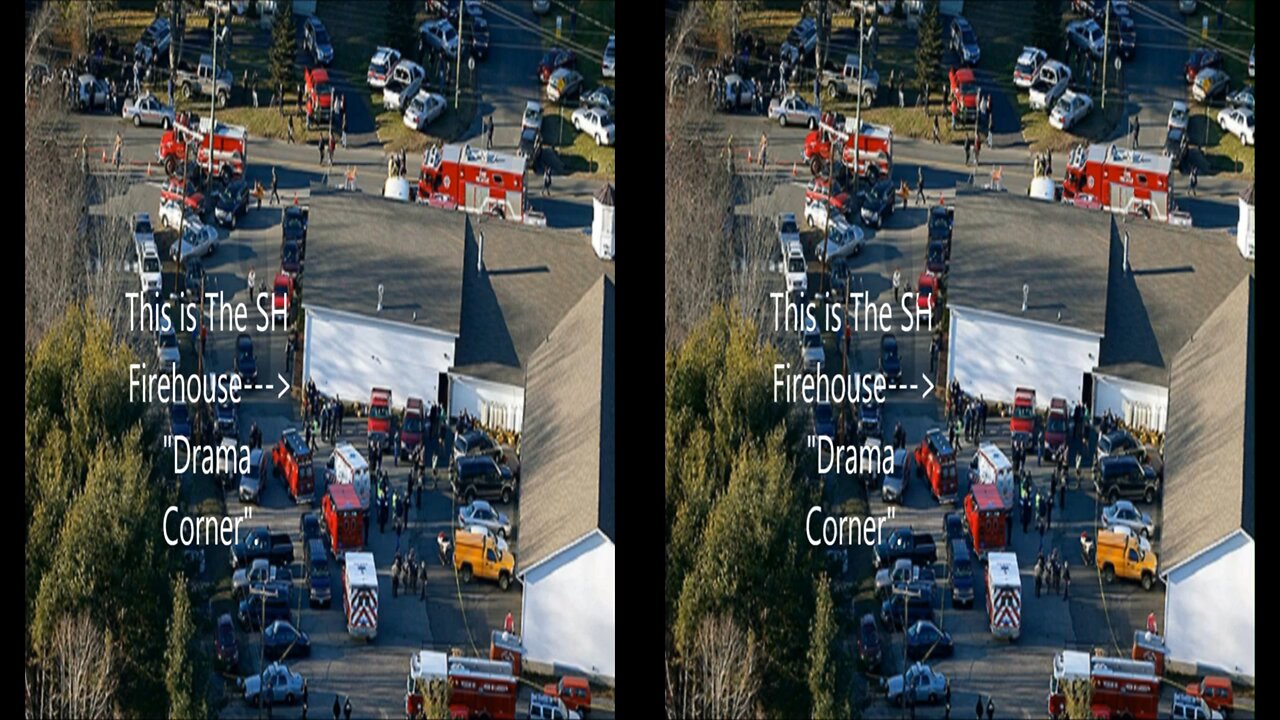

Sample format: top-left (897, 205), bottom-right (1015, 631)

top-left (807, 574), bottom-right (844, 719)
top-left (388, 0), bottom-right (419, 66)
top-left (1031, 0), bottom-right (1065, 62)
top-left (269, 0), bottom-right (297, 93)
top-left (165, 573), bottom-right (198, 720)
top-left (914, 0), bottom-right (943, 97)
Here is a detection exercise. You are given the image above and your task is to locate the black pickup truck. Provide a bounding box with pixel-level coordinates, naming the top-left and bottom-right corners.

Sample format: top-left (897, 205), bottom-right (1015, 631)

top-left (873, 527), bottom-right (938, 569)
top-left (229, 527), bottom-right (294, 569)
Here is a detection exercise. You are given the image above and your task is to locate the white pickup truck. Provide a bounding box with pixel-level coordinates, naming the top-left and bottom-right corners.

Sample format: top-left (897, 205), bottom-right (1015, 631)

top-left (383, 60), bottom-right (425, 111)
top-left (1028, 59), bottom-right (1071, 111)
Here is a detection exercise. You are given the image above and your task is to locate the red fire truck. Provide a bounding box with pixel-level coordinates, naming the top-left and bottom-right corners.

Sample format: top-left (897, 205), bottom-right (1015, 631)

top-left (368, 387), bottom-right (393, 455)
top-left (964, 483), bottom-right (1009, 560)
top-left (405, 651), bottom-right (519, 720)
top-left (803, 119), bottom-right (893, 178)
top-left (914, 428), bottom-right (958, 504)
top-left (1061, 143), bottom-right (1190, 224)
top-left (303, 66), bottom-right (333, 130)
top-left (322, 482), bottom-right (364, 561)
top-left (158, 116), bottom-right (247, 180)
top-left (418, 143), bottom-right (527, 221)
top-left (271, 428), bottom-right (315, 503)
top-left (1048, 650), bottom-right (1160, 720)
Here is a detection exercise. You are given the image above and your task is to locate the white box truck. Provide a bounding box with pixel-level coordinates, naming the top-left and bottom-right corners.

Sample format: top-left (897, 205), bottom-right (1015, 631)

top-left (343, 551), bottom-right (378, 641)
top-left (332, 442), bottom-right (371, 513)
top-left (985, 551), bottom-right (1021, 640)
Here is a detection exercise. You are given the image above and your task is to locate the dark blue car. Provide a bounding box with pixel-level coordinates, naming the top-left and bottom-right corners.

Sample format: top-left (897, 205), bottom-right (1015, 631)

top-left (880, 333), bottom-right (901, 380)
top-left (170, 402), bottom-right (192, 439)
top-left (235, 333), bottom-right (257, 383)
top-left (262, 620), bottom-right (311, 659)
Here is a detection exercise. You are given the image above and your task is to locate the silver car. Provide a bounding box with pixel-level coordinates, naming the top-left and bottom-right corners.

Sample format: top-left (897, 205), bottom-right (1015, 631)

top-left (882, 448), bottom-right (910, 503)
top-left (769, 94), bottom-right (820, 128)
top-left (156, 321), bottom-right (180, 370)
top-left (123, 93), bottom-right (175, 128)
top-left (1102, 500), bottom-right (1154, 538)
top-left (885, 662), bottom-right (948, 707)
top-left (240, 662), bottom-right (304, 706)
top-left (602, 35), bottom-right (615, 78)
top-left (458, 500), bottom-right (512, 538)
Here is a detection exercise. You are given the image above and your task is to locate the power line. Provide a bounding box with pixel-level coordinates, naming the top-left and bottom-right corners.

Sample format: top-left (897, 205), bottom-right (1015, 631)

top-left (1126, 1), bottom-right (1249, 63)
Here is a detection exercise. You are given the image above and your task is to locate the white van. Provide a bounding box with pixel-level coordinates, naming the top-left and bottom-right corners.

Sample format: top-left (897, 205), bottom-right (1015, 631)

top-left (968, 443), bottom-right (1015, 507)
top-left (784, 241), bottom-right (808, 297)
top-left (137, 240), bottom-right (163, 296)
top-left (331, 443), bottom-right (371, 512)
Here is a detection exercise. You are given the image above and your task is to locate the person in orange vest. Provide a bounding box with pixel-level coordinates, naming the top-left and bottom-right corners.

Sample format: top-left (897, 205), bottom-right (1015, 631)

top-left (1147, 612), bottom-right (1157, 635)
top-left (504, 612), bottom-right (514, 634)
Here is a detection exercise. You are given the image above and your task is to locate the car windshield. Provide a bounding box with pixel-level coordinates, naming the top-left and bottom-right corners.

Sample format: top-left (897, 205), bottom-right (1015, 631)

top-left (930, 215), bottom-right (949, 231)
top-left (403, 415), bottom-right (423, 433)
top-left (315, 28), bottom-right (331, 45)
top-left (311, 559), bottom-right (328, 577)
top-left (1048, 415), bottom-right (1066, 433)
top-left (371, 405), bottom-right (390, 419)
top-left (524, 108), bottom-right (539, 123)
top-left (962, 29), bottom-right (976, 44)
top-left (960, 83), bottom-right (976, 96)
top-left (144, 256), bottom-right (161, 273)
top-left (371, 59), bottom-right (391, 74)
top-left (1054, 97), bottom-right (1071, 113)
top-left (919, 284), bottom-right (933, 297)
top-left (443, 26), bottom-right (457, 43)
top-left (314, 82), bottom-right (332, 98)
top-left (1171, 108), bottom-right (1187, 123)
top-left (218, 621), bottom-right (234, 645)
top-left (284, 216), bottom-right (304, 234)
top-left (1017, 57), bottom-right (1036, 73)
top-left (954, 560), bottom-right (971, 578)
top-left (172, 404), bottom-right (188, 422)
top-left (159, 332), bottom-right (177, 349)
top-left (135, 219), bottom-right (152, 234)
top-left (1013, 405), bottom-right (1034, 419)
top-left (789, 257), bottom-right (806, 273)
top-left (780, 219), bottom-right (798, 234)
top-left (804, 333), bottom-right (821, 349)
top-left (282, 244), bottom-right (298, 264)
top-left (815, 404), bottom-right (832, 424)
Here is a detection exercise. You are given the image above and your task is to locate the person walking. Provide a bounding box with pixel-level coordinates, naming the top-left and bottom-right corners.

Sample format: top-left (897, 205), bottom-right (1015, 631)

top-left (1046, 492), bottom-right (1055, 531)
top-left (1034, 556), bottom-right (1043, 599)
top-left (1189, 165), bottom-right (1199, 196)
top-left (974, 132), bottom-right (982, 165)
top-left (341, 109), bottom-right (348, 149)
top-left (964, 136), bottom-right (972, 165)
top-left (978, 397), bottom-right (987, 436)
top-left (112, 132), bottom-right (123, 170)
top-left (333, 694), bottom-right (341, 720)
top-left (392, 555), bottom-right (401, 598)
top-left (975, 696), bottom-right (983, 720)
top-left (930, 336), bottom-right (939, 373)
top-left (892, 268), bottom-right (902, 303)
top-left (330, 134), bottom-right (337, 166)
top-left (932, 114), bottom-right (942, 144)
top-left (1046, 148), bottom-right (1053, 176)
top-left (270, 166), bottom-right (280, 205)
top-left (916, 171), bottom-right (926, 205)
top-left (344, 697), bottom-right (352, 720)
top-left (758, 132), bottom-right (768, 171)
top-left (1132, 114), bottom-right (1140, 148)
top-left (379, 495), bottom-right (388, 533)
top-left (319, 136), bottom-right (327, 165)
top-left (1021, 494), bottom-right (1031, 533)
top-left (419, 558), bottom-right (429, 599)
top-left (287, 114), bottom-right (296, 144)
top-left (986, 697), bottom-right (994, 720)
top-left (1062, 563), bottom-right (1071, 600)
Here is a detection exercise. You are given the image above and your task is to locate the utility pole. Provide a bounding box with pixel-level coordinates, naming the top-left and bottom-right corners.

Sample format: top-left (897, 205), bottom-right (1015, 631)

top-left (1101, 0), bottom-right (1110, 109)
top-left (852, 1), bottom-right (866, 197)
top-left (208, 2), bottom-right (218, 192)
top-left (454, 1), bottom-right (464, 110)
top-left (327, 86), bottom-right (335, 152)
top-left (815, 0), bottom-right (826, 115)
top-left (168, 0), bottom-right (178, 104)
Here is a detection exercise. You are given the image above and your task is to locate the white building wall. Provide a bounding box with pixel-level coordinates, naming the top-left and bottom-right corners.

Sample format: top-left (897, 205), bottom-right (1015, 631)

top-left (521, 532), bottom-right (615, 679)
top-left (303, 305), bottom-right (456, 410)
top-left (1163, 532), bottom-right (1255, 679)
top-left (1093, 374), bottom-right (1169, 433)
top-left (948, 305), bottom-right (1102, 408)
top-left (449, 374), bottom-right (525, 433)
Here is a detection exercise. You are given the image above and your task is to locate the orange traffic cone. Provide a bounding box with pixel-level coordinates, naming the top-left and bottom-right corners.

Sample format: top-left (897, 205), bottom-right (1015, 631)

top-left (792, 162), bottom-right (798, 177)
top-left (746, 149), bottom-right (753, 165)
top-left (101, 150), bottom-right (107, 163)
top-left (294, 193), bottom-right (299, 205)
top-left (146, 162), bottom-right (152, 177)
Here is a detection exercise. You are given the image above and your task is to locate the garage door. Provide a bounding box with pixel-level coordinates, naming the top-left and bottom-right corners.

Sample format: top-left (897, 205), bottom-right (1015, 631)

top-left (948, 305), bottom-right (1101, 408)
top-left (303, 305), bottom-right (457, 412)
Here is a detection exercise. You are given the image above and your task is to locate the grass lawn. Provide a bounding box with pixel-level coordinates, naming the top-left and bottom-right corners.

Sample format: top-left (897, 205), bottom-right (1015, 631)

top-left (1187, 110), bottom-right (1254, 175)
top-left (540, 106), bottom-right (615, 176)
top-left (533, 1), bottom-right (617, 178)
top-left (535, 1), bottom-right (614, 91)
top-left (1178, 0), bottom-right (1254, 176)
top-left (1018, 91), bottom-right (1125, 152)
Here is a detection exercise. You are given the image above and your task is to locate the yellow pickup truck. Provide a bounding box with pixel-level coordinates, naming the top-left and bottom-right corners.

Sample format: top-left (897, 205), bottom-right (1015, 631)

top-left (1095, 529), bottom-right (1158, 590)
top-left (454, 530), bottom-right (515, 591)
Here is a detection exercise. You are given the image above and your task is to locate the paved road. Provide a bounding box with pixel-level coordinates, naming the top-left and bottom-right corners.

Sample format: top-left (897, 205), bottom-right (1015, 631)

top-left (696, 105), bottom-right (1246, 227)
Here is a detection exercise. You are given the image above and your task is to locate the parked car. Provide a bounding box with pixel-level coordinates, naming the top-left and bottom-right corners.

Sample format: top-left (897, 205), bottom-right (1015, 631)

top-left (571, 106), bottom-right (615, 146)
top-left (240, 661), bottom-right (304, 706)
top-left (1169, 101), bottom-right (1190, 132)
top-left (882, 447), bottom-right (911, 503)
top-left (122, 92), bottom-right (175, 128)
top-left (602, 34), bottom-right (615, 78)
top-left (170, 402), bottom-right (192, 440)
top-left (881, 583), bottom-right (935, 631)
top-left (403, 90), bottom-right (447, 130)
top-left (215, 613), bottom-right (239, 667)
top-left (814, 400), bottom-right (835, 439)
top-left (537, 47), bottom-right (577, 83)
top-left (383, 60), bottom-right (425, 111)
top-left (462, 15), bottom-right (490, 60)
top-left (583, 85), bottom-right (615, 114)
top-left (214, 179), bottom-right (250, 228)
top-left (1185, 48), bottom-right (1224, 84)
top-left (170, 217), bottom-right (220, 261)
top-left (1066, 18), bottom-right (1105, 58)
top-left (950, 16), bottom-right (981, 65)
top-left (419, 18), bottom-right (459, 59)
top-left (1049, 90), bottom-right (1093, 130)
top-left (1102, 500), bottom-right (1155, 538)
top-left (546, 68), bottom-right (584, 103)
top-left (303, 16), bottom-right (334, 65)
top-left (886, 663), bottom-right (948, 706)
top-left (1192, 67), bottom-right (1230, 103)
top-left (815, 214), bottom-right (865, 261)
top-left (802, 327), bottom-right (824, 374)
top-left (1184, 676), bottom-right (1235, 717)
top-left (235, 332), bottom-right (257, 382)
top-left (1013, 46), bottom-right (1048, 88)
top-left (858, 177), bottom-right (896, 228)
top-left (1096, 430), bottom-right (1145, 462)
top-left (1226, 85), bottom-right (1254, 110)
top-left (1029, 60), bottom-right (1072, 111)
top-left (858, 613), bottom-right (882, 668)
top-left (879, 333), bottom-right (901, 379)
top-left (1218, 106), bottom-right (1254, 145)
top-left (453, 430), bottom-right (503, 465)
top-left (1172, 692), bottom-right (1223, 720)
top-left (458, 499), bottom-right (513, 538)
top-left (156, 318), bottom-right (180, 370)
top-left (769, 93), bottom-right (821, 128)
top-left (262, 620), bottom-right (311, 660)
top-left (1094, 455), bottom-right (1160, 503)
top-left (367, 46), bottom-right (401, 88)
top-left (452, 456), bottom-right (517, 504)
top-left (1113, 14), bottom-right (1137, 59)
top-left (134, 17), bottom-right (172, 66)
top-left (905, 620), bottom-right (954, 660)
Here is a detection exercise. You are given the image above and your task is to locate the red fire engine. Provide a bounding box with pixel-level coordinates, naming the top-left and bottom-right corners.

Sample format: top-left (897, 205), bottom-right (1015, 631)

top-left (418, 143), bottom-right (527, 221)
top-left (271, 427), bottom-right (314, 504)
top-left (158, 116), bottom-right (247, 180)
top-left (405, 651), bottom-right (518, 720)
top-left (1048, 650), bottom-right (1160, 720)
top-left (964, 482), bottom-right (1009, 560)
top-left (322, 482), bottom-right (364, 561)
top-left (804, 119), bottom-right (893, 179)
top-left (1061, 143), bottom-right (1190, 224)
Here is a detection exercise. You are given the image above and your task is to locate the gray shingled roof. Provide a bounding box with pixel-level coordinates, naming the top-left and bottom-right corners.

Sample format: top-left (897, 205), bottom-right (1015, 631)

top-left (1096, 219), bottom-right (1253, 385)
top-left (303, 192), bottom-right (465, 335)
top-left (1160, 275), bottom-right (1254, 573)
top-left (517, 276), bottom-right (616, 575)
top-left (452, 217), bottom-right (616, 386)
top-left (946, 190), bottom-right (1112, 334)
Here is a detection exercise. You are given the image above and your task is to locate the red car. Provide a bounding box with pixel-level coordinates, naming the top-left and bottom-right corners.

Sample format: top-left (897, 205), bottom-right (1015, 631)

top-left (161, 176), bottom-right (206, 212)
top-left (857, 613), bottom-right (882, 669)
top-left (917, 272), bottom-right (939, 313)
top-left (805, 177), bottom-right (852, 213)
top-left (1010, 387), bottom-right (1036, 438)
top-left (914, 428), bottom-right (958, 503)
top-left (543, 676), bottom-right (591, 715)
top-left (1042, 397), bottom-right (1068, 460)
top-left (273, 273), bottom-right (293, 313)
top-left (537, 47), bottom-right (576, 83)
top-left (1184, 676), bottom-right (1234, 715)
top-left (215, 613), bottom-right (238, 667)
